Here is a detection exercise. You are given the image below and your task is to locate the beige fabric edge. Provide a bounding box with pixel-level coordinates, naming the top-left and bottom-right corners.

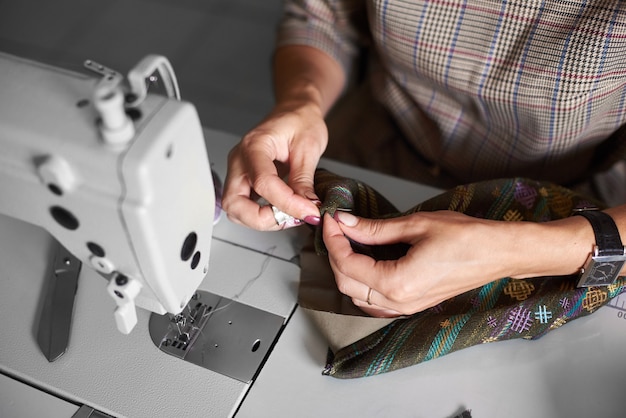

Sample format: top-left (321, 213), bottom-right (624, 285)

top-left (299, 235), bottom-right (395, 351)
top-left (301, 308), bottom-right (396, 352)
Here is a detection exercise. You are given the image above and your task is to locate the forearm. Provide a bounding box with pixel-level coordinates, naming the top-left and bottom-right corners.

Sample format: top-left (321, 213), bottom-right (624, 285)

top-left (505, 204), bottom-right (626, 279)
top-left (273, 45), bottom-right (346, 116)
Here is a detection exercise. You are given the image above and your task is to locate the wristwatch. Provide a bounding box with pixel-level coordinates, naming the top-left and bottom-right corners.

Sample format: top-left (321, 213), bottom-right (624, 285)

top-left (574, 209), bottom-right (626, 287)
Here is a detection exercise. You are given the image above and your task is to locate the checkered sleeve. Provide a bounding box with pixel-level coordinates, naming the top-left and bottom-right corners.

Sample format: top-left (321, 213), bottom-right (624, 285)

top-left (277, 0), bottom-right (367, 78)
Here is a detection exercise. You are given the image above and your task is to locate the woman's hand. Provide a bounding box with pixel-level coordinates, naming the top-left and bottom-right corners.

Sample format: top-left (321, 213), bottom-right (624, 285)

top-left (222, 45), bottom-right (345, 231)
top-left (222, 101), bottom-right (327, 230)
top-left (322, 210), bottom-right (593, 317)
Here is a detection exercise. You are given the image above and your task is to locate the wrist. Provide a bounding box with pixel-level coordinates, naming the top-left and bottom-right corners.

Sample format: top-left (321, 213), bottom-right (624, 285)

top-left (273, 89), bottom-right (325, 119)
top-left (500, 217), bottom-right (594, 280)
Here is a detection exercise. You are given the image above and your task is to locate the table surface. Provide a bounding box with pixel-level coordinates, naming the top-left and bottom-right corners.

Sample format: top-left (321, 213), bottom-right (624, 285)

top-left (1, 128), bottom-right (626, 418)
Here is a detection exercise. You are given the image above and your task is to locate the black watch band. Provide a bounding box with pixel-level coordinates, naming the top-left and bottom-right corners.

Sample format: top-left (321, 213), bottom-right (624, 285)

top-left (574, 210), bottom-right (624, 256)
top-left (574, 209), bottom-right (626, 287)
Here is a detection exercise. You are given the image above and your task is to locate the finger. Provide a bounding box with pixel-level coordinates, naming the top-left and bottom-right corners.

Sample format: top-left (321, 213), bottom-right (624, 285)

top-left (238, 143), bottom-right (318, 220)
top-left (335, 212), bottom-right (420, 246)
top-left (323, 214), bottom-right (386, 295)
top-left (224, 144), bottom-right (307, 229)
top-left (324, 214), bottom-right (411, 312)
top-left (223, 176), bottom-right (283, 231)
top-left (224, 172), bottom-right (303, 231)
top-left (287, 138), bottom-right (323, 202)
top-left (222, 152), bottom-right (284, 231)
top-left (352, 297), bottom-right (403, 318)
top-left (254, 174), bottom-right (320, 222)
top-left (227, 200), bottom-right (287, 231)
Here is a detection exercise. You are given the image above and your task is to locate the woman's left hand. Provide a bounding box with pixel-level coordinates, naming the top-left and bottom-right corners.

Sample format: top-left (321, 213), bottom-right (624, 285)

top-left (321, 211), bottom-right (522, 317)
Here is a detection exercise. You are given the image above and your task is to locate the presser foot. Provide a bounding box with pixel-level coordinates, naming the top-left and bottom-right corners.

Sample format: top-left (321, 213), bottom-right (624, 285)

top-left (148, 290), bottom-right (285, 383)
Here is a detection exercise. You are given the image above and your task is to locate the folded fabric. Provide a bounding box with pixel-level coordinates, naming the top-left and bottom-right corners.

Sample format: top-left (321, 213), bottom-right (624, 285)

top-left (300, 169), bottom-right (626, 378)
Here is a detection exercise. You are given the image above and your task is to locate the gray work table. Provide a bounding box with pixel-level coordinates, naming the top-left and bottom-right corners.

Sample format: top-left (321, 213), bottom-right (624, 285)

top-left (1, 128), bottom-right (625, 418)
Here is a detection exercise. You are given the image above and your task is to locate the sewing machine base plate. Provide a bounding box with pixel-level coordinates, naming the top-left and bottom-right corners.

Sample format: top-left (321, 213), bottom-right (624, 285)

top-left (148, 290), bottom-right (285, 383)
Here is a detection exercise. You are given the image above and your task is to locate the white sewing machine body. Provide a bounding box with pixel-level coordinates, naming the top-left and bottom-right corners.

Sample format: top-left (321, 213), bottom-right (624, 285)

top-left (0, 52), bottom-right (215, 332)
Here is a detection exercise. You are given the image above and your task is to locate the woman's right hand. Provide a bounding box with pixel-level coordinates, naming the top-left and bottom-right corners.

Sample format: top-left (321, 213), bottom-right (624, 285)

top-left (222, 44), bottom-right (346, 230)
top-left (222, 99), bottom-right (327, 231)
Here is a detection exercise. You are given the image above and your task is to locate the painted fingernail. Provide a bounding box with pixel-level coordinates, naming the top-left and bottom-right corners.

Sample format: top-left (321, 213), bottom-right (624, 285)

top-left (303, 215), bottom-right (321, 226)
top-left (335, 211), bottom-right (358, 226)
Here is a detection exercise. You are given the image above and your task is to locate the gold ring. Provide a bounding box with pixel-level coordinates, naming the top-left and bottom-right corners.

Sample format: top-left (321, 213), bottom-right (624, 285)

top-left (366, 287), bottom-right (373, 305)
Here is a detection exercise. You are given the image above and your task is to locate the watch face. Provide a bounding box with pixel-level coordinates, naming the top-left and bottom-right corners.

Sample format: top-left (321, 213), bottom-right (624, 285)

top-left (588, 263), bottom-right (620, 286)
top-left (579, 259), bottom-right (625, 287)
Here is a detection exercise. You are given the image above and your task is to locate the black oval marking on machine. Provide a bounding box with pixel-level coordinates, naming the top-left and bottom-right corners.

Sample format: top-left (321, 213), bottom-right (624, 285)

top-left (87, 241), bottom-right (105, 257)
top-left (190, 251), bottom-right (201, 269)
top-left (50, 206), bottom-right (79, 230)
top-left (180, 232), bottom-right (197, 261)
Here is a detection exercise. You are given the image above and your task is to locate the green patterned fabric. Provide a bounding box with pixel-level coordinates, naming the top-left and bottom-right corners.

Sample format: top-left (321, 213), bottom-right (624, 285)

top-left (312, 169), bottom-right (626, 378)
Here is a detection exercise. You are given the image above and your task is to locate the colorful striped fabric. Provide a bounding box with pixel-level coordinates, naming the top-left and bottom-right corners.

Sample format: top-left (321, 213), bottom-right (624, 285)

top-left (312, 169), bottom-right (625, 378)
top-left (278, 0), bottom-right (626, 185)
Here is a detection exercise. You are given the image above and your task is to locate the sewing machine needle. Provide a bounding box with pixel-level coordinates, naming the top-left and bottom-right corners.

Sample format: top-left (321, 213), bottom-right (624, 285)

top-left (36, 240), bottom-right (82, 362)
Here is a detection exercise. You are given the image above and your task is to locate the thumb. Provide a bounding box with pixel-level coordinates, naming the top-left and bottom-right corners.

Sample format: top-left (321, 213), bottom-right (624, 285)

top-left (288, 168), bottom-right (318, 203)
top-left (334, 211), bottom-right (416, 246)
top-left (287, 148), bottom-right (321, 204)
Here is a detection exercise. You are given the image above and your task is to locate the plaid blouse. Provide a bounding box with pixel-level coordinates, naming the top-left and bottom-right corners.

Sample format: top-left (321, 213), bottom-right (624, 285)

top-left (277, 0), bottom-right (626, 185)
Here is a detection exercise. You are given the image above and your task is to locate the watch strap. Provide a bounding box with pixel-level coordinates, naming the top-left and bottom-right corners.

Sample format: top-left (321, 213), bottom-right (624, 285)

top-left (574, 210), bottom-right (624, 256)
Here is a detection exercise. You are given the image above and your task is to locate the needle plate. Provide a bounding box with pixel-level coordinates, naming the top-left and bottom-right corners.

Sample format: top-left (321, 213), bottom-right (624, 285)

top-left (149, 290), bottom-right (285, 382)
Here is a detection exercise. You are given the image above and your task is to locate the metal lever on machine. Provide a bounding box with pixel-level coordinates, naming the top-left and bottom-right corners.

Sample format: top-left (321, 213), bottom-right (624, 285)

top-left (84, 55), bottom-right (181, 145)
top-left (107, 273), bottom-right (143, 334)
top-left (36, 240), bottom-right (82, 362)
top-left (84, 59), bottom-right (135, 146)
top-left (126, 55), bottom-right (181, 106)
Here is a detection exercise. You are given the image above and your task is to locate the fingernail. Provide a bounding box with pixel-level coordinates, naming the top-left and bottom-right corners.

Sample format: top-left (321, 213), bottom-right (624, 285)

top-left (303, 215), bottom-right (321, 226)
top-left (305, 191), bottom-right (319, 201)
top-left (335, 211), bottom-right (358, 227)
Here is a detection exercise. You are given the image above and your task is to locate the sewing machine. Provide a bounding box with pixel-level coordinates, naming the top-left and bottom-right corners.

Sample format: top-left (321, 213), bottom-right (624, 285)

top-left (2, 52), bottom-right (626, 418)
top-left (0, 52), bottom-right (215, 335)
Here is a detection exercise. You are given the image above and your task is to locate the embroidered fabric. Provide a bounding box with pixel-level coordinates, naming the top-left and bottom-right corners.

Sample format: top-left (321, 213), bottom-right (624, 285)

top-left (299, 170), bottom-right (626, 378)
